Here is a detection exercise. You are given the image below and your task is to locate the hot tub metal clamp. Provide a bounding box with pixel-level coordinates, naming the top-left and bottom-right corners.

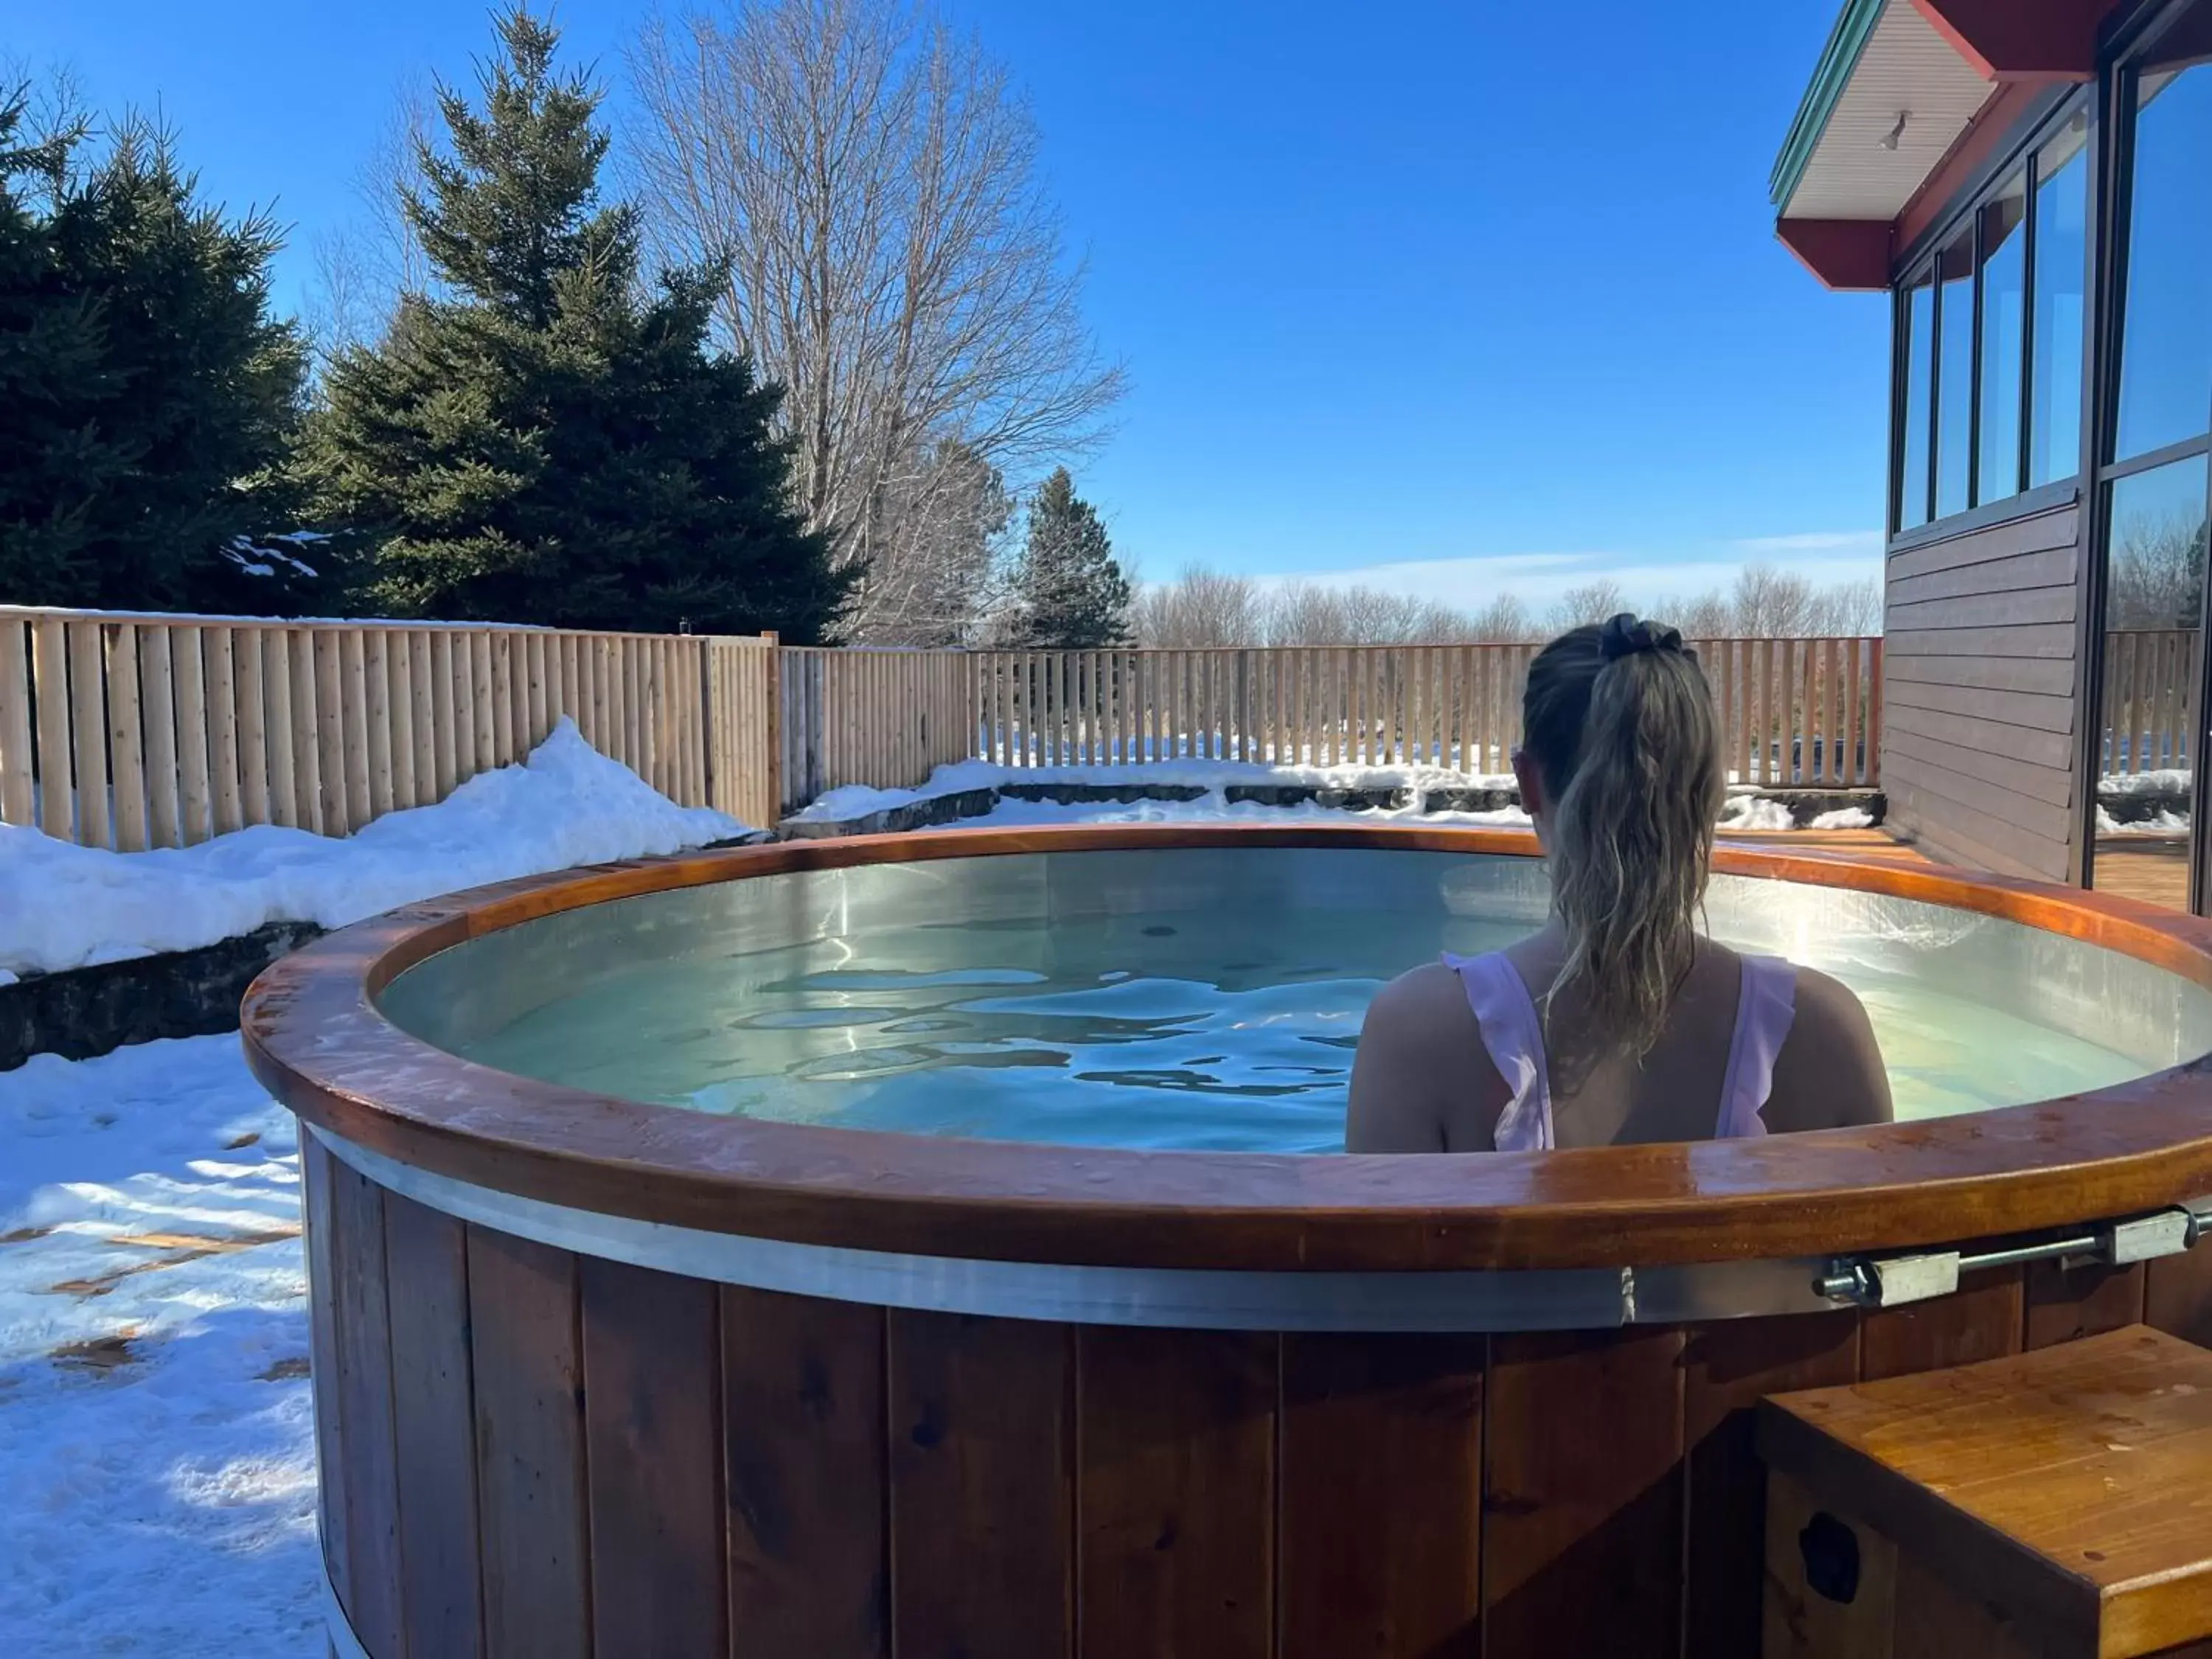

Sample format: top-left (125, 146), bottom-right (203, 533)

top-left (1812, 1198), bottom-right (2212, 1309)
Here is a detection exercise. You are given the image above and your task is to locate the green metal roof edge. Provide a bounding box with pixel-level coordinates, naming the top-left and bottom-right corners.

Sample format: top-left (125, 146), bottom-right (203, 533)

top-left (1770, 0), bottom-right (1888, 212)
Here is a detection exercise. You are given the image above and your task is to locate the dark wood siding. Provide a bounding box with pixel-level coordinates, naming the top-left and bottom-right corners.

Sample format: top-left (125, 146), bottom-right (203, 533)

top-left (1884, 502), bottom-right (2081, 879)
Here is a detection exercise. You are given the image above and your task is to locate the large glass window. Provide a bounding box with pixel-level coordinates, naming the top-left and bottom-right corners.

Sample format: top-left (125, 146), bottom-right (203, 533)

top-left (2091, 457), bottom-right (2208, 911)
top-left (2029, 114), bottom-right (2088, 487)
top-left (1934, 224), bottom-right (1976, 518)
top-left (1978, 173), bottom-right (2028, 502)
top-left (2113, 10), bottom-right (2212, 462)
top-left (1888, 99), bottom-right (2090, 535)
top-left (2090, 3), bottom-right (2212, 914)
top-left (1899, 275), bottom-right (1934, 531)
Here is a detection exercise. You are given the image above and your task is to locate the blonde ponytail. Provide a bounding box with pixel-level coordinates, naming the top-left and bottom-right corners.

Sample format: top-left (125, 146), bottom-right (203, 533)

top-left (1523, 616), bottom-right (1723, 1060)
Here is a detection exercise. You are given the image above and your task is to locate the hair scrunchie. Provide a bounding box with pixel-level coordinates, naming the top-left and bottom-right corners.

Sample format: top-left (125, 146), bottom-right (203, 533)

top-left (1599, 613), bottom-right (1684, 661)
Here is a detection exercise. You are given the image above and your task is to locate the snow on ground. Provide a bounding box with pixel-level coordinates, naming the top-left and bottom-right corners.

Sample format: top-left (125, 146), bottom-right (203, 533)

top-left (958, 787), bottom-right (1534, 830)
top-left (2, 718), bottom-right (746, 980)
top-left (786, 754), bottom-right (1521, 824)
top-left (2101, 768), bottom-right (2191, 796)
top-left (0, 1035), bottom-right (319, 1658)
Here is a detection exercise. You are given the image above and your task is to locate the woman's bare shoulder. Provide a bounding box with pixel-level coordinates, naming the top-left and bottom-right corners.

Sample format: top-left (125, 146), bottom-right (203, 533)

top-left (1366, 960), bottom-right (1478, 1031)
top-left (1346, 961), bottom-right (1488, 1152)
top-left (1767, 965), bottom-right (1894, 1131)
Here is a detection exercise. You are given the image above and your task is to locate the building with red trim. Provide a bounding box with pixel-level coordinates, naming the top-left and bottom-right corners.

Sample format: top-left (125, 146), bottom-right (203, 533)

top-left (1778, 0), bottom-right (2209, 910)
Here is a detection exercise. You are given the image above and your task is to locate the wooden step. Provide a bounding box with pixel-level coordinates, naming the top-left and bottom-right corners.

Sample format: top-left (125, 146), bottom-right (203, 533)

top-left (1759, 1325), bottom-right (2212, 1658)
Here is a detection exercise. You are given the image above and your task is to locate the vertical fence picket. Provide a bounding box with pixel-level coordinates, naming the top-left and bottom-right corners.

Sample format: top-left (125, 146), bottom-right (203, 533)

top-left (32, 619), bottom-right (70, 838)
top-left (314, 629), bottom-right (349, 835)
top-left (429, 631), bottom-right (457, 804)
top-left (237, 627), bottom-right (271, 827)
top-left (107, 625), bottom-right (147, 852)
top-left (262, 628), bottom-right (296, 829)
top-left (66, 622), bottom-right (110, 848)
top-left (1799, 636), bottom-right (1817, 789)
top-left (337, 628), bottom-right (370, 831)
top-left (488, 633), bottom-right (513, 768)
top-left (0, 619), bottom-right (31, 829)
top-left (470, 632), bottom-right (498, 779)
top-left (208, 627), bottom-right (243, 836)
top-left (287, 627), bottom-right (323, 835)
top-left (364, 631), bottom-right (394, 821)
top-left (513, 631), bottom-right (536, 757)
top-left (528, 633), bottom-right (550, 745)
top-left (389, 631), bottom-right (418, 811)
top-left (142, 626), bottom-right (181, 846)
top-left (173, 625), bottom-right (213, 844)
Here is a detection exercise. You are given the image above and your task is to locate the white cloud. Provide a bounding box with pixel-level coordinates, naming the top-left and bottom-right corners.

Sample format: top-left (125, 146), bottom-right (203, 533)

top-left (1731, 530), bottom-right (1885, 555)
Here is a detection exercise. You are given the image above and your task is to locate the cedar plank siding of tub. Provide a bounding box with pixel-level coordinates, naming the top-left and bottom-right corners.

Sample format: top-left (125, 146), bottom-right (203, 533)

top-left (1884, 501), bottom-right (2081, 881)
top-left (307, 1184), bottom-right (2212, 1659)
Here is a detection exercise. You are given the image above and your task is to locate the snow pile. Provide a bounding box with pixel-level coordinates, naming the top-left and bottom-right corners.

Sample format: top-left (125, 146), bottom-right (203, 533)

top-left (1719, 796), bottom-right (1796, 832)
top-left (1810, 806), bottom-right (1876, 830)
top-left (789, 755), bottom-right (1519, 824)
top-left (0, 717), bottom-right (747, 980)
top-left (0, 1036), bottom-right (319, 1657)
top-left (2100, 768), bottom-right (2191, 796)
top-left (960, 787), bottom-right (1534, 831)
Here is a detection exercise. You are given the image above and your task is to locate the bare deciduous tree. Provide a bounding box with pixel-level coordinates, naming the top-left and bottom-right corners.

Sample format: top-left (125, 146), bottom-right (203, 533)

top-left (1130, 564), bottom-right (1886, 648)
top-left (1546, 580), bottom-right (1630, 633)
top-left (1728, 565), bottom-right (1815, 638)
top-left (302, 78), bottom-right (437, 361)
top-left (1131, 565), bottom-right (1262, 646)
top-left (627, 0), bottom-right (1125, 639)
top-left (860, 438), bottom-right (1015, 643)
top-left (2109, 515), bottom-right (2208, 630)
top-left (1465, 593), bottom-right (1534, 642)
top-left (1660, 588), bottom-right (1740, 640)
top-left (1804, 575), bottom-right (1883, 636)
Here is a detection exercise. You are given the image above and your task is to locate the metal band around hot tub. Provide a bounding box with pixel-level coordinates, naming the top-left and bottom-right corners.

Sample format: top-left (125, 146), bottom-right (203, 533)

top-left (310, 1124), bottom-right (1837, 1330)
top-left (325, 1568), bottom-right (372, 1659)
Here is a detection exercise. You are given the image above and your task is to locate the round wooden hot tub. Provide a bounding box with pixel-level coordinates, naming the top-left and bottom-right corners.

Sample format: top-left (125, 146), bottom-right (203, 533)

top-left (243, 824), bottom-right (2212, 1659)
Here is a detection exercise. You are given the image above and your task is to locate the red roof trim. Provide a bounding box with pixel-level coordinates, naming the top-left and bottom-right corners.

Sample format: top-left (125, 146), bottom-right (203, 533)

top-left (1777, 219), bottom-right (1894, 291)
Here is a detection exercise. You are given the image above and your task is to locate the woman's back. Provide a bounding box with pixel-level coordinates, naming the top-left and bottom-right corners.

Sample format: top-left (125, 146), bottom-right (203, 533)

top-left (1346, 936), bottom-right (1892, 1152)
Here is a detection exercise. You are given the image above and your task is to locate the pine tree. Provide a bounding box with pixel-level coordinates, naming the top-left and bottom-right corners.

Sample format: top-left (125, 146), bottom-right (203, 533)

top-left (307, 10), bottom-right (849, 640)
top-left (0, 87), bottom-right (311, 613)
top-left (1008, 468), bottom-right (1130, 647)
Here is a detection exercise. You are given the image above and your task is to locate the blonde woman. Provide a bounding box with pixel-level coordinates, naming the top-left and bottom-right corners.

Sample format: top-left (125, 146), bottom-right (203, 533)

top-left (1347, 615), bottom-right (1893, 1152)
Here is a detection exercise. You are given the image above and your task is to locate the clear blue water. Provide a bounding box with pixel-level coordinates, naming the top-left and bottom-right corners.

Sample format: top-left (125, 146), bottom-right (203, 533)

top-left (455, 905), bottom-right (2151, 1152)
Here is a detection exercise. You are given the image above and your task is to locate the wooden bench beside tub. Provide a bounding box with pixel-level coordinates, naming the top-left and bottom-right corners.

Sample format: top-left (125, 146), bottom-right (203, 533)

top-left (243, 823), bottom-right (2212, 1659)
top-left (1762, 1326), bottom-right (2212, 1659)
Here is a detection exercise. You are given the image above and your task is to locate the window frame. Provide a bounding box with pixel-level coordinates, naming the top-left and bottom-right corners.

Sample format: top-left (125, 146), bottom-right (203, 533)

top-left (2079, 0), bottom-right (2212, 909)
top-left (1887, 88), bottom-right (2095, 541)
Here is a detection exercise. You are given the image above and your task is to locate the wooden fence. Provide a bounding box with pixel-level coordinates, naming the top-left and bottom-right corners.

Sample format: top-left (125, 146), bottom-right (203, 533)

top-left (0, 606), bottom-right (781, 849)
top-left (2101, 628), bottom-right (2197, 776)
top-left (777, 647), bottom-right (973, 808)
top-left (969, 638), bottom-right (1884, 787)
top-left (1, 604), bottom-right (1891, 851)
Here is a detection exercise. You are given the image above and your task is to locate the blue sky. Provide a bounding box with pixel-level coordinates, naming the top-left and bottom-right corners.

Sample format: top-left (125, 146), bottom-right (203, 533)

top-left (11, 0), bottom-right (1888, 609)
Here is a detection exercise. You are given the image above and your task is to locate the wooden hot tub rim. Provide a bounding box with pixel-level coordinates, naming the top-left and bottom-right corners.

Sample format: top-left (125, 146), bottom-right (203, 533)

top-left (242, 823), bottom-right (2212, 1274)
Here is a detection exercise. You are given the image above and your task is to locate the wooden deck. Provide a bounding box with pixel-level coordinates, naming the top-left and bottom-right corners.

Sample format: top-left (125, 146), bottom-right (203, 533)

top-left (1719, 827), bottom-right (1932, 861)
top-left (2096, 838), bottom-right (2190, 912)
top-left (1731, 827), bottom-right (2194, 914)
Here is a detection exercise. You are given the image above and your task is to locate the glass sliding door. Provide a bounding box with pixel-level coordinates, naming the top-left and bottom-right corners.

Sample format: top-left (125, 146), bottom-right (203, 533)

top-left (2090, 0), bottom-right (2212, 913)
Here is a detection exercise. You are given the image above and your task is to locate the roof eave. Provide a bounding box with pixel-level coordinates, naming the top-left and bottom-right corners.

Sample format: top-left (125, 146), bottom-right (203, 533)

top-left (1770, 0), bottom-right (1889, 212)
